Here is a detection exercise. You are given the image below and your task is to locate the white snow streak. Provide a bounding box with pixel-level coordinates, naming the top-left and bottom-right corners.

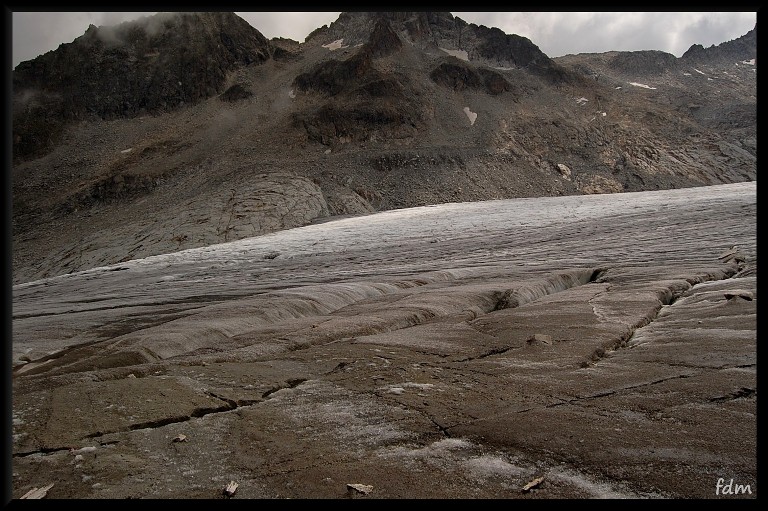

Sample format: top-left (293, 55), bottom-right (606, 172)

top-left (322, 39), bottom-right (348, 51)
top-left (629, 82), bottom-right (657, 90)
top-left (440, 48), bottom-right (469, 61)
top-left (463, 106), bottom-right (477, 126)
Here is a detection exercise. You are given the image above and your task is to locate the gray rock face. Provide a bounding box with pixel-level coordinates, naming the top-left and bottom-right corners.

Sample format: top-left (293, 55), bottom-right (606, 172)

top-left (430, 58), bottom-right (512, 95)
top-left (13, 173), bottom-right (330, 283)
top-left (11, 183), bottom-right (756, 499)
top-left (681, 26), bottom-right (756, 65)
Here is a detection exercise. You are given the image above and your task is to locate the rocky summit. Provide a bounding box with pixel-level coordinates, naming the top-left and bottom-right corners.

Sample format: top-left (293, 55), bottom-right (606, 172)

top-left (11, 12), bottom-right (756, 284)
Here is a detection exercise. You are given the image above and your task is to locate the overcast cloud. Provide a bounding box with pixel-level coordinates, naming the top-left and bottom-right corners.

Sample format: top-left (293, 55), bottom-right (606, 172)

top-left (11, 11), bottom-right (756, 69)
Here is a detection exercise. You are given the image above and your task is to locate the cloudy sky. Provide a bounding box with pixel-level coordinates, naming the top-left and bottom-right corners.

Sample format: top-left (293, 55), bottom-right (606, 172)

top-left (11, 11), bottom-right (757, 69)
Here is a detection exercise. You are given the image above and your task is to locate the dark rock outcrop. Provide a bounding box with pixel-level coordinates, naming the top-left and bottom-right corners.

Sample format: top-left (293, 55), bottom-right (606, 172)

top-left (478, 68), bottom-right (512, 95)
top-left (430, 58), bottom-right (511, 95)
top-left (293, 52), bottom-right (373, 96)
top-left (292, 16), bottom-right (425, 145)
top-left (294, 17), bottom-right (403, 96)
top-left (270, 37), bottom-right (302, 61)
top-left (383, 11), bottom-right (468, 47)
top-left (365, 17), bottom-right (403, 58)
top-left (219, 83), bottom-right (254, 102)
top-left (13, 12), bottom-right (272, 161)
top-left (471, 23), bottom-right (577, 84)
top-left (430, 59), bottom-right (484, 91)
top-left (681, 26), bottom-right (756, 64)
top-left (474, 25), bottom-right (548, 67)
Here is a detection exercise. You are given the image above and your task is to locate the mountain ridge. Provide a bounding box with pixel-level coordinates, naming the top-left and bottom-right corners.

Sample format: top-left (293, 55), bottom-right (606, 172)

top-left (11, 12), bottom-right (756, 284)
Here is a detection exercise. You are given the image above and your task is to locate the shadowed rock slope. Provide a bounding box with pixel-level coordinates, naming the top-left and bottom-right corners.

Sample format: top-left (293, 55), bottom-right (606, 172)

top-left (12, 12), bottom-right (271, 161)
top-left (12, 12), bottom-right (756, 284)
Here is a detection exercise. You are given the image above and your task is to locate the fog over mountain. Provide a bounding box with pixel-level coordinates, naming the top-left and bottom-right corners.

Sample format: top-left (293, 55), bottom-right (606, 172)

top-left (12, 11), bottom-right (756, 67)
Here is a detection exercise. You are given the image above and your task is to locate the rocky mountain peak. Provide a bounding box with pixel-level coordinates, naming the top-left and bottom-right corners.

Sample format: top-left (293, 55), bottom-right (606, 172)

top-left (365, 16), bottom-right (404, 58)
top-left (681, 25), bottom-right (756, 64)
top-left (306, 11), bottom-right (457, 47)
top-left (12, 11), bottom-right (271, 161)
top-left (304, 11), bottom-right (573, 85)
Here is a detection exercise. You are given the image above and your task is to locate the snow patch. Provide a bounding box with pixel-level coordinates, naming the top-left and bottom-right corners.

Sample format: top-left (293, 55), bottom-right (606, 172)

top-left (463, 455), bottom-right (528, 479)
top-left (440, 48), bottom-right (469, 61)
top-left (683, 72), bottom-right (692, 76)
top-left (120, 148), bottom-right (133, 154)
top-left (288, 89), bottom-right (296, 99)
top-left (384, 382), bottom-right (435, 394)
top-left (401, 382), bottom-right (435, 390)
top-left (549, 468), bottom-right (651, 498)
top-left (381, 438), bottom-right (475, 461)
top-left (575, 97), bottom-right (589, 105)
top-left (629, 82), bottom-right (656, 90)
top-left (741, 59), bottom-right (755, 65)
top-left (323, 39), bottom-right (348, 51)
top-left (693, 68), bottom-right (706, 75)
top-left (463, 106), bottom-right (477, 126)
